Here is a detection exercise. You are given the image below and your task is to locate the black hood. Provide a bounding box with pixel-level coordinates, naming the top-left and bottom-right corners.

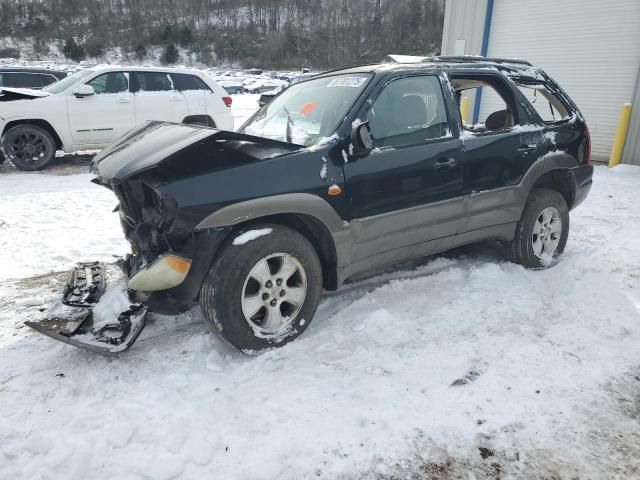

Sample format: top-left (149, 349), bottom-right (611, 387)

top-left (91, 121), bottom-right (301, 183)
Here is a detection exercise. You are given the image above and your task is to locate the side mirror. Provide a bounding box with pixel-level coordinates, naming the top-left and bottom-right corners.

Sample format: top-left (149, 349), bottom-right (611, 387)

top-left (350, 120), bottom-right (373, 157)
top-left (73, 84), bottom-right (95, 98)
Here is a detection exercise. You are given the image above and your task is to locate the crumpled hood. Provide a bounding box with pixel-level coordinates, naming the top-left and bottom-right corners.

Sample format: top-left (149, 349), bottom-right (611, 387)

top-left (90, 121), bottom-right (300, 183)
top-left (0, 87), bottom-right (50, 101)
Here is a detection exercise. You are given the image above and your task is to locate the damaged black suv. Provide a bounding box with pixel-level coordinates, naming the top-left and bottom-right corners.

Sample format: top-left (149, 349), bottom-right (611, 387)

top-left (30, 57), bottom-right (593, 353)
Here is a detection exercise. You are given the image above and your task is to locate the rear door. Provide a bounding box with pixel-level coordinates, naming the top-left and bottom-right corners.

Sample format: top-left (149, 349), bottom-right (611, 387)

top-left (67, 71), bottom-right (135, 146)
top-left (132, 71), bottom-right (188, 124)
top-left (170, 73), bottom-right (207, 117)
top-left (343, 73), bottom-right (465, 266)
top-left (452, 72), bottom-right (545, 232)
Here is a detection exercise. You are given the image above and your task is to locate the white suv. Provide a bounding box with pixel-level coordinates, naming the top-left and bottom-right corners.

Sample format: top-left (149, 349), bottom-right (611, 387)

top-left (0, 65), bottom-right (234, 170)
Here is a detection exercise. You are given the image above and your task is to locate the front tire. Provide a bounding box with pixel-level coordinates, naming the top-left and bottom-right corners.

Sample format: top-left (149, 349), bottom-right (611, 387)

top-left (200, 225), bottom-right (323, 352)
top-left (507, 188), bottom-right (569, 268)
top-left (1, 124), bottom-right (56, 171)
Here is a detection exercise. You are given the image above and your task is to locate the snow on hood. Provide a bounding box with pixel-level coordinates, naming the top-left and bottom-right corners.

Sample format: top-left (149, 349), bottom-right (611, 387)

top-left (0, 86), bottom-right (50, 99)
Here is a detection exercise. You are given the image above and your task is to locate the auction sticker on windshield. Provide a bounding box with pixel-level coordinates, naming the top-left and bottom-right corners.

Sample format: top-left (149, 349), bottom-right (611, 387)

top-left (326, 77), bottom-right (368, 88)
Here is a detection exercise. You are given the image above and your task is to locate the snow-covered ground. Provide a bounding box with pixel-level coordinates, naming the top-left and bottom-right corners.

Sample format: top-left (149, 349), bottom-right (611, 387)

top-left (1, 120), bottom-right (639, 478)
top-left (231, 93), bottom-right (259, 129)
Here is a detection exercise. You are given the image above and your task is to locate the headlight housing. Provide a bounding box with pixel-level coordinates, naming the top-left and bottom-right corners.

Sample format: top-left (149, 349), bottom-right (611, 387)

top-left (128, 253), bottom-right (192, 292)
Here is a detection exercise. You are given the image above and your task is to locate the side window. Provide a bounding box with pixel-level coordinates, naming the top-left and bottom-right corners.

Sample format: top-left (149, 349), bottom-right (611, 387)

top-left (87, 72), bottom-right (129, 94)
top-left (515, 82), bottom-right (570, 123)
top-left (366, 76), bottom-right (450, 148)
top-left (453, 76), bottom-right (518, 132)
top-left (171, 73), bottom-right (211, 92)
top-left (134, 72), bottom-right (173, 92)
top-left (2, 72), bottom-right (43, 88)
top-left (31, 74), bottom-right (58, 88)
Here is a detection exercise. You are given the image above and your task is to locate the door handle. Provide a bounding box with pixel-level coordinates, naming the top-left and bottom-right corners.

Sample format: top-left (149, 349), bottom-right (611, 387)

top-left (169, 95), bottom-right (183, 102)
top-left (517, 144), bottom-right (537, 155)
top-left (116, 98), bottom-right (131, 103)
top-left (434, 157), bottom-right (458, 169)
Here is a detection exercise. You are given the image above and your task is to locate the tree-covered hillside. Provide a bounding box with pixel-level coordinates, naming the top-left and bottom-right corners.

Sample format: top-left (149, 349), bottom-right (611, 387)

top-left (0, 0), bottom-right (445, 68)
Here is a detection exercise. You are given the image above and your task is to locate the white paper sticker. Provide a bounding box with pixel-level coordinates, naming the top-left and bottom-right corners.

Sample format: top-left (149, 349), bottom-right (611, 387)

top-left (326, 77), bottom-right (367, 88)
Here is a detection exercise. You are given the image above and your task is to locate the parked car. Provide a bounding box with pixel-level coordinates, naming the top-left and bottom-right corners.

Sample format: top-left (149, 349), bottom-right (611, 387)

top-left (258, 85), bottom-right (286, 107)
top-left (246, 79), bottom-right (283, 94)
top-left (0, 65), bottom-right (234, 170)
top-left (0, 67), bottom-right (67, 90)
top-left (217, 80), bottom-right (246, 95)
top-left (27, 57), bottom-right (593, 354)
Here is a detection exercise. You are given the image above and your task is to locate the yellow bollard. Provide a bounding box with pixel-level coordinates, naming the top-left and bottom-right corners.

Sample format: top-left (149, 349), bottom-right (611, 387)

top-left (460, 96), bottom-right (470, 124)
top-left (608, 103), bottom-right (632, 168)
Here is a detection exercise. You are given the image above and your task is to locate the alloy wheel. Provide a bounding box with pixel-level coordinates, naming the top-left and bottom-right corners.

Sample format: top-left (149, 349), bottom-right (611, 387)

top-left (531, 206), bottom-right (562, 261)
top-left (8, 131), bottom-right (51, 164)
top-left (241, 253), bottom-right (307, 334)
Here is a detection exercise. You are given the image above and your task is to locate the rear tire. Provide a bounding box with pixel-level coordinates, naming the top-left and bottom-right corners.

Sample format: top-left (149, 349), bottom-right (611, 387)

top-left (1, 124), bottom-right (56, 171)
top-left (507, 188), bottom-right (569, 268)
top-left (200, 225), bottom-right (323, 352)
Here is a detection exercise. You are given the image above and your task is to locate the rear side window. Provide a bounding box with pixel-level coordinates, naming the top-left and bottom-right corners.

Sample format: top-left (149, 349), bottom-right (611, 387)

top-left (87, 72), bottom-right (129, 94)
top-left (452, 75), bottom-right (522, 133)
top-left (171, 73), bottom-right (211, 92)
top-left (134, 72), bottom-right (173, 92)
top-left (366, 75), bottom-right (450, 148)
top-left (515, 82), bottom-right (570, 123)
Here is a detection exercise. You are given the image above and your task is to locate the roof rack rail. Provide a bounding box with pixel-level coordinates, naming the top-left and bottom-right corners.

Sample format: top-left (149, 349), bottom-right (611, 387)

top-left (427, 56), bottom-right (533, 66)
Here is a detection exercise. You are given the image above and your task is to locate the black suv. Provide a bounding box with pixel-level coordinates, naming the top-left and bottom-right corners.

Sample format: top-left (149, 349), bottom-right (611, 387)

top-left (30, 57), bottom-right (593, 353)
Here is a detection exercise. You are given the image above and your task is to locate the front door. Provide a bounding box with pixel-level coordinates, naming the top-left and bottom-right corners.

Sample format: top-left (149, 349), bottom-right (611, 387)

top-left (67, 71), bottom-right (135, 146)
top-left (343, 74), bottom-right (465, 266)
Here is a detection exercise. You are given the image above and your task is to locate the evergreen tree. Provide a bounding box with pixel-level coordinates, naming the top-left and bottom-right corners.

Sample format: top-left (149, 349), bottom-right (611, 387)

top-left (62, 37), bottom-right (85, 62)
top-left (162, 43), bottom-right (179, 64)
top-left (134, 43), bottom-right (147, 61)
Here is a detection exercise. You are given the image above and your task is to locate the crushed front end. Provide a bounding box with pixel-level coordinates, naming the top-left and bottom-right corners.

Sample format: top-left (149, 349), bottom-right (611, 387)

top-left (25, 121), bottom-right (293, 353)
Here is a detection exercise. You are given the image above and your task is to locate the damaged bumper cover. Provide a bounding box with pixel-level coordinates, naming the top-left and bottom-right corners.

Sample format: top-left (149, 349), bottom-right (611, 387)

top-left (25, 262), bottom-right (147, 354)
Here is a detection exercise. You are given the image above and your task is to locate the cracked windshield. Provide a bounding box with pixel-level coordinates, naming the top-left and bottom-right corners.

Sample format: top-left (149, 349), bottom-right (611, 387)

top-left (241, 73), bottom-right (371, 146)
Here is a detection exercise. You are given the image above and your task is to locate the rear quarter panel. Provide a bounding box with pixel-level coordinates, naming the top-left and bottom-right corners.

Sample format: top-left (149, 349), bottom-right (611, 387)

top-left (201, 73), bottom-right (234, 130)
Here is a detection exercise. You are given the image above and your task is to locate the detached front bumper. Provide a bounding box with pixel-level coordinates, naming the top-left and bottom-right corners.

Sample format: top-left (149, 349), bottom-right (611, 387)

top-left (25, 230), bottom-right (228, 354)
top-left (26, 262), bottom-right (147, 354)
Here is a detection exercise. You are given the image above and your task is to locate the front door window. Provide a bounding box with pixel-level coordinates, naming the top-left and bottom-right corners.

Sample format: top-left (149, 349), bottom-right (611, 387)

top-left (367, 75), bottom-right (451, 148)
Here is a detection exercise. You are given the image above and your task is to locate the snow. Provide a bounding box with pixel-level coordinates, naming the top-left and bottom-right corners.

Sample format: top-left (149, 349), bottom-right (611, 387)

top-left (0, 172), bottom-right (129, 279)
top-left (90, 269), bottom-right (131, 326)
top-left (232, 228), bottom-right (273, 246)
top-left (230, 93), bottom-right (260, 130)
top-left (510, 123), bottom-right (543, 133)
top-left (1, 164), bottom-right (640, 478)
top-left (320, 156), bottom-right (328, 179)
top-left (544, 131), bottom-right (558, 144)
top-left (307, 132), bottom-right (339, 151)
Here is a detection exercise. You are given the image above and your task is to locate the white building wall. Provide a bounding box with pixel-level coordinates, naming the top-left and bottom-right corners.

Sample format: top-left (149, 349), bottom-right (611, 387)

top-left (442, 0), bottom-right (640, 163)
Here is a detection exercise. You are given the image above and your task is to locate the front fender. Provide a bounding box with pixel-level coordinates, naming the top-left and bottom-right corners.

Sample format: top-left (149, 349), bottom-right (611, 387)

top-left (0, 99), bottom-right (71, 149)
top-left (195, 192), bottom-right (352, 273)
top-left (195, 192), bottom-right (346, 232)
